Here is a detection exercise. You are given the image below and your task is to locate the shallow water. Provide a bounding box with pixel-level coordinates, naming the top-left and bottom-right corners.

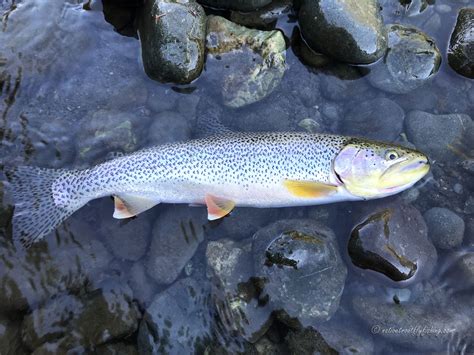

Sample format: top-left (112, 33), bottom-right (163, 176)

top-left (0, 0), bottom-right (473, 354)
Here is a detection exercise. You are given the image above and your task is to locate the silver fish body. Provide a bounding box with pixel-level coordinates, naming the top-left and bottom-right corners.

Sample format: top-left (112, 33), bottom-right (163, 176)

top-left (6, 132), bottom-right (430, 247)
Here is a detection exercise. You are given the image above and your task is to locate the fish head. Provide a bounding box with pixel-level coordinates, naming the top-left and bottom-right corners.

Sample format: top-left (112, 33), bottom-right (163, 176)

top-left (333, 138), bottom-right (430, 199)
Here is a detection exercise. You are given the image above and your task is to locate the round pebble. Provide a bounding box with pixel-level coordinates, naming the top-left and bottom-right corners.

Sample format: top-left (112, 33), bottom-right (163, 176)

top-left (424, 207), bottom-right (465, 250)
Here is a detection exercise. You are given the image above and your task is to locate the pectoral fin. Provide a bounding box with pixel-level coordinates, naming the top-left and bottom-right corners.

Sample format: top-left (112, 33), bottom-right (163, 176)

top-left (205, 194), bottom-right (235, 220)
top-left (283, 179), bottom-right (338, 198)
top-left (113, 193), bottom-right (161, 219)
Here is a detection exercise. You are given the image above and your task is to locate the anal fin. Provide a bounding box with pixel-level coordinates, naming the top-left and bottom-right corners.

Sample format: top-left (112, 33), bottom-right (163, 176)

top-left (113, 193), bottom-right (161, 219)
top-left (283, 179), bottom-right (338, 198)
top-left (205, 194), bottom-right (235, 220)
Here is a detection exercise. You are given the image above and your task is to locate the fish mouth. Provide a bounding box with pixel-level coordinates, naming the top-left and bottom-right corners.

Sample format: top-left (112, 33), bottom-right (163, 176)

top-left (379, 156), bottom-right (430, 191)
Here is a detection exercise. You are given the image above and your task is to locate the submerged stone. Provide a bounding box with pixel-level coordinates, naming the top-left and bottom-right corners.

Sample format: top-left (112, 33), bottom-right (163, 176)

top-left (252, 219), bottom-right (347, 325)
top-left (230, 0), bottom-right (292, 30)
top-left (405, 110), bottom-right (474, 162)
top-left (348, 203), bottom-right (437, 282)
top-left (424, 207), bottom-right (465, 250)
top-left (138, 0), bottom-right (206, 84)
top-left (352, 296), bottom-right (471, 351)
top-left (206, 239), bottom-right (273, 343)
top-left (448, 8), bottom-right (474, 79)
top-left (368, 24), bottom-right (441, 94)
top-left (137, 277), bottom-right (212, 354)
top-left (298, 0), bottom-right (387, 64)
top-left (198, 0), bottom-right (271, 11)
top-left (206, 16), bottom-right (287, 108)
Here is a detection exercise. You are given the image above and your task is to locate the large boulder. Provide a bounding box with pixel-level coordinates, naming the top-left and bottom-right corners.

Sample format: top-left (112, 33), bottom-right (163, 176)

top-left (299, 0), bottom-right (387, 64)
top-left (448, 8), bottom-right (474, 79)
top-left (138, 0), bottom-right (206, 84)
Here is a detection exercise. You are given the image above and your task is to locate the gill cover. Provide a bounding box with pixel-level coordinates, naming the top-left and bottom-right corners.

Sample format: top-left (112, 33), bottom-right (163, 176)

top-left (333, 140), bottom-right (430, 199)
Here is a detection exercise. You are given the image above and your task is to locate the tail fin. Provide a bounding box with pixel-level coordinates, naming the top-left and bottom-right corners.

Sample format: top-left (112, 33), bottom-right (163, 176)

top-left (5, 166), bottom-right (78, 248)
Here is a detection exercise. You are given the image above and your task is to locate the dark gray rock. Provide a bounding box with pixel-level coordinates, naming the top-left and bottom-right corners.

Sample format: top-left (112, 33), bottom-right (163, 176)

top-left (145, 205), bottom-right (206, 285)
top-left (341, 97), bottom-right (405, 141)
top-left (137, 277), bottom-right (212, 354)
top-left (198, 0), bottom-right (271, 11)
top-left (138, 0), bottom-right (206, 84)
top-left (448, 8), bottom-right (474, 79)
top-left (22, 280), bottom-right (140, 351)
top-left (94, 342), bottom-right (139, 355)
top-left (206, 239), bottom-right (273, 342)
top-left (127, 261), bottom-right (158, 308)
top-left (316, 318), bottom-right (375, 354)
top-left (76, 109), bottom-right (140, 163)
top-left (451, 253), bottom-right (474, 290)
top-left (252, 219), bottom-right (347, 325)
top-left (100, 213), bottom-right (151, 261)
top-left (348, 203), bottom-right (437, 282)
top-left (424, 207), bottom-right (465, 250)
top-left (291, 27), bottom-right (332, 69)
top-left (319, 64), bottom-right (374, 103)
top-left (0, 222), bottom-right (112, 312)
top-left (209, 207), bottom-right (281, 241)
top-left (368, 24), bottom-right (441, 94)
top-left (205, 16), bottom-right (286, 108)
top-left (0, 315), bottom-right (26, 355)
top-left (352, 296), bottom-right (471, 352)
top-left (285, 327), bottom-right (337, 354)
top-left (147, 111), bottom-right (192, 146)
top-left (299, 0), bottom-right (387, 64)
top-left (230, 0), bottom-right (292, 30)
top-left (405, 110), bottom-right (474, 162)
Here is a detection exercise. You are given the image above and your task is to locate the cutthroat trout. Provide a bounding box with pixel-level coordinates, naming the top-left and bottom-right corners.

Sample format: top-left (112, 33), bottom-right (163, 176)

top-left (6, 132), bottom-right (430, 247)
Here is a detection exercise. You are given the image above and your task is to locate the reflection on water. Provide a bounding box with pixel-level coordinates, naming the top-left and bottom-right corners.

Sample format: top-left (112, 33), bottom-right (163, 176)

top-left (0, 0), bottom-right (473, 353)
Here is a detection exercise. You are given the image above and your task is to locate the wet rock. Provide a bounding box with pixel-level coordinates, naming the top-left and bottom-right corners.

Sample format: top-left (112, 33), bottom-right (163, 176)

top-left (76, 109), bottom-right (139, 163)
top-left (206, 239), bottom-right (273, 342)
top-left (368, 24), bottom-right (441, 94)
top-left (94, 342), bottom-right (139, 355)
top-left (452, 253), bottom-right (474, 289)
top-left (0, 315), bottom-right (26, 355)
top-left (348, 203), bottom-right (437, 282)
top-left (127, 261), bottom-right (158, 308)
top-left (291, 27), bottom-right (332, 69)
top-left (448, 8), bottom-right (474, 79)
top-left (100, 212), bottom-right (151, 261)
top-left (0, 223), bottom-right (112, 312)
top-left (147, 111), bottom-right (192, 146)
top-left (252, 220), bottom-right (347, 325)
top-left (299, 0), bottom-right (387, 64)
top-left (22, 280), bottom-right (140, 351)
top-left (352, 296), bottom-right (471, 351)
top-left (424, 207), bottom-right (465, 250)
top-left (405, 110), bottom-right (474, 162)
top-left (145, 205), bottom-right (206, 285)
top-left (341, 98), bottom-right (405, 141)
top-left (319, 64), bottom-right (374, 103)
top-left (137, 277), bottom-right (212, 354)
top-left (230, 0), bottom-right (292, 30)
top-left (206, 16), bottom-right (286, 108)
top-left (138, 0), bottom-right (206, 84)
top-left (209, 207), bottom-right (281, 241)
top-left (198, 0), bottom-right (271, 11)
top-left (285, 327), bottom-right (337, 354)
top-left (316, 318), bottom-right (375, 354)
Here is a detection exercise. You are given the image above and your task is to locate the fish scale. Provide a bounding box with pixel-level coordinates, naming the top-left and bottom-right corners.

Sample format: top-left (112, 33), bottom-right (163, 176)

top-left (6, 131), bottom-right (429, 247)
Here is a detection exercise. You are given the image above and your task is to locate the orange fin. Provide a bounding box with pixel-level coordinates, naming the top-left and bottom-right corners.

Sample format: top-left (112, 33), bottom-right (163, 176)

top-left (205, 194), bottom-right (235, 220)
top-left (113, 193), bottom-right (160, 219)
top-left (283, 179), bottom-right (338, 198)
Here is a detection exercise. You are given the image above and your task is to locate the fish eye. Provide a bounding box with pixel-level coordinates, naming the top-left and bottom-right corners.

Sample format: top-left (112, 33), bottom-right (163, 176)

top-left (385, 150), bottom-right (399, 161)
